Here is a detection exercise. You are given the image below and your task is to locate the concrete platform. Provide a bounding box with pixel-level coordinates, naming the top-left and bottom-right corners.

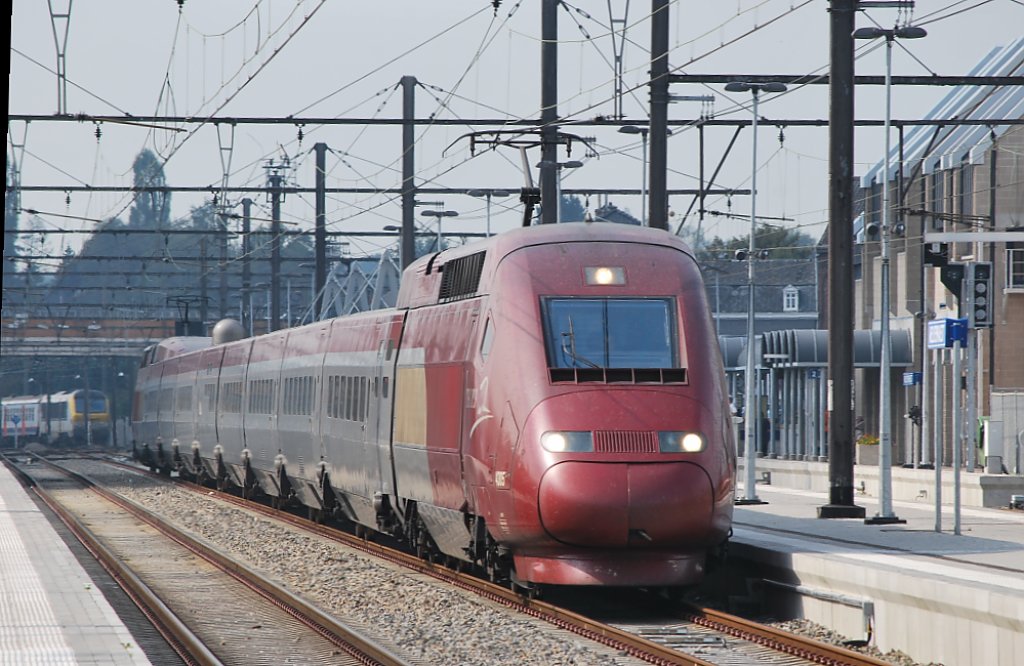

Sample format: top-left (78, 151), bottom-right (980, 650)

top-left (746, 457), bottom-right (1024, 509)
top-left (724, 472), bottom-right (1024, 666)
top-left (0, 463), bottom-right (153, 665)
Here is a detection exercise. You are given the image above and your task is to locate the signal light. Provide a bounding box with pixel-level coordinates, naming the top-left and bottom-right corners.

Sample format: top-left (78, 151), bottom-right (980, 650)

top-left (968, 262), bottom-right (993, 329)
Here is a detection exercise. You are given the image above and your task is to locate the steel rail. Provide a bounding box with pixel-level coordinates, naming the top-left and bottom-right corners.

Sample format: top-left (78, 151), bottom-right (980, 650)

top-left (94, 454), bottom-right (896, 666)
top-left (0, 453), bottom-right (218, 666)
top-left (14, 454), bottom-right (410, 666)
top-left (678, 603), bottom-right (893, 666)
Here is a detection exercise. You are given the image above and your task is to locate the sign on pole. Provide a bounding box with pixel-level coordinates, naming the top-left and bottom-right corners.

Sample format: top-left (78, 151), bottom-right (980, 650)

top-left (927, 318), bottom-right (967, 350)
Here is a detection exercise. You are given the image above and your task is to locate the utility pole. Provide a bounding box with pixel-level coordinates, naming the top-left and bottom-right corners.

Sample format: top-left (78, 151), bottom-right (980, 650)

top-left (266, 163), bottom-right (286, 332)
top-left (200, 236), bottom-right (209, 325)
top-left (647, 0), bottom-right (670, 231)
top-left (539, 0), bottom-right (558, 224)
top-left (218, 226), bottom-right (228, 319)
top-left (314, 142), bottom-right (328, 318)
top-left (241, 198), bottom-right (252, 333)
top-left (401, 76), bottom-right (417, 268)
top-left (820, 0), bottom-right (865, 519)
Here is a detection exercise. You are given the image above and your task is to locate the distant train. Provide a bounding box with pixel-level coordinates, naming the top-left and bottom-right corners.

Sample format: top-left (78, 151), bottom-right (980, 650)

top-left (1, 390), bottom-right (111, 448)
top-left (133, 222), bottom-right (736, 589)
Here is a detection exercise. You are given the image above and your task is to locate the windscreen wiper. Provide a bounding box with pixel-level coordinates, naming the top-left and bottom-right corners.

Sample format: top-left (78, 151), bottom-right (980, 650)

top-left (559, 316), bottom-right (601, 369)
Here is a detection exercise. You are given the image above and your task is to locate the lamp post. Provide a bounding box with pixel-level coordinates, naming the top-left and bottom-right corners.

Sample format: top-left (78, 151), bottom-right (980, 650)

top-left (619, 126), bottom-right (649, 226)
top-left (467, 190), bottom-right (510, 237)
top-left (420, 209), bottom-right (459, 252)
top-left (854, 24), bottom-right (925, 525)
top-left (725, 80), bottom-right (786, 505)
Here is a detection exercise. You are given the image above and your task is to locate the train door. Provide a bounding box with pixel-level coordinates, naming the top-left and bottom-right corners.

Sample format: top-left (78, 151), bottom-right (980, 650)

top-left (367, 314), bottom-right (405, 498)
top-left (244, 332), bottom-right (286, 474)
top-left (311, 324), bottom-right (331, 472)
top-left (196, 346), bottom-right (225, 451)
top-left (279, 325), bottom-right (330, 488)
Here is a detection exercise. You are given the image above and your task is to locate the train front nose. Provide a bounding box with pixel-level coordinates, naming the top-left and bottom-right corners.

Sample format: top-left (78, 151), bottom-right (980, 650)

top-left (538, 460), bottom-right (714, 548)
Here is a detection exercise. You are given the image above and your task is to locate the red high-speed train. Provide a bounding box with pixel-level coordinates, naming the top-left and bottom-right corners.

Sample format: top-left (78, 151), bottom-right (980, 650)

top-left (133, 222), bottom-right (735, 588)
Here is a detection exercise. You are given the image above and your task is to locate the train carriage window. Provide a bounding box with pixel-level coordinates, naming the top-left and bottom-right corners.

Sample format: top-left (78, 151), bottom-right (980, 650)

top-left (175, 386), bottom-right (192, 412)
top-left (359, 377), bottom-right (367, 421)
top-left (382, 376), bottom-right (389, 399)
top-left (542, 297), bottom-right (679, 370)
top-left (480, 317), bottom-right (494, 360)
top-left (204, 384), bottom-right (216, 412)
top-left (159, 388), bottom-right (174, 413)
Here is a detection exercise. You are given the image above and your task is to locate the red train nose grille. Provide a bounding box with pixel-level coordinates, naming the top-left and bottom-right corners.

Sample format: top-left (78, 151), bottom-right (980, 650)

top-left (593, 430), bottom-right (658, 453)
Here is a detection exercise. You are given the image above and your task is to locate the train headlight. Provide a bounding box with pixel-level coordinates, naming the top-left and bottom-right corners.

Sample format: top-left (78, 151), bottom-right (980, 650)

top-left (541, 431), bottom-right (594, 452)
top-left (585, 266), bottom-right (625, 286)
top-left (658, 431), bottom-right (706, 453)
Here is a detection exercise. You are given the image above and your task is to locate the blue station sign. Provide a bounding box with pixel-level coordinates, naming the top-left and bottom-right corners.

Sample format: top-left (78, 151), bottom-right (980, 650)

top-left (927, 318), bottom-right (968, 350)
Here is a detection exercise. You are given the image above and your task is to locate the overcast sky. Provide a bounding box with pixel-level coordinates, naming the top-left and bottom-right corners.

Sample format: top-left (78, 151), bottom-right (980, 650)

top-left (9, 1), bottom-right (1024, 262)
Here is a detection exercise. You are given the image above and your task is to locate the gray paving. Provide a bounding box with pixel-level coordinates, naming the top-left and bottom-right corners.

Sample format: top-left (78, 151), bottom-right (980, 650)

top-left (0, 464), bottom-right (151, 665)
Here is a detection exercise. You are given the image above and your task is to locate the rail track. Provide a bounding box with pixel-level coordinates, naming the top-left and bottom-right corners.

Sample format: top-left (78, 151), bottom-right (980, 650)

top-left (71, 451), bottom-right (899, 666)
top-left (1, 452), bottom-right (412, 666)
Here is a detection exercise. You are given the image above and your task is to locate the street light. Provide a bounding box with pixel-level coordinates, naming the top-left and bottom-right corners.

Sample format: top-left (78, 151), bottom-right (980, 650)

top-left (420, 209), bottom-right (459, 252)
top-left (619, 125), bottom-right (674, 226)
top-left (467, 190), bottom-right (510, 237)
top-left (725, 80), bottom-right (787, 505)
top-left (854, 23), bottom-right (925, 525)
top-left (618, 126), bottom-right (649, 226)
top-left (535, 161), bottom-right (583, 223)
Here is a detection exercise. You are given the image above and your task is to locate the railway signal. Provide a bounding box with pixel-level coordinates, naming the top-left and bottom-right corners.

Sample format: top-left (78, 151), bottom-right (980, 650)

top-left (967, 261), bottom-right (993, 329)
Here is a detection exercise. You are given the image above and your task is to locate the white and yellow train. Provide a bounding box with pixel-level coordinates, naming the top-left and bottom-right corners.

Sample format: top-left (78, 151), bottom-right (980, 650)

top-left (1, 389), bottom-right (110, 448)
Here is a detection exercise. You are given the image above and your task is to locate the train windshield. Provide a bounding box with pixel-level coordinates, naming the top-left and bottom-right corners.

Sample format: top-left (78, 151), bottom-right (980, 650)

top-left (75, 392), bottom-right (107, 414)
top-left (542, 297), bottom-right (678, 369)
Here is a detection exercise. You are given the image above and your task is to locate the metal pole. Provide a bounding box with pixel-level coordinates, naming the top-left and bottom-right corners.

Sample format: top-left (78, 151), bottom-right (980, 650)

top-left (314, 142), bottom-right (328, 318)
top-left (821, 0), bottom-right (863, 518)
top-left (921, 269), bottom-right (931, 466)
top-left (200, 236), bottom-right (209, 326)
top-left (486, 194), bottom-right (492, 237)
top-left (871, 36), bottom-right (900, 523)
top-left (647, 0), bottom-right (670, 230)
top-left (269, 169), bottom-right (283, 332)
top-left (967, 319), bottom-right (978, 474)
top-left (738, 88), bottom-right (763, 505)
top-left (241, 198), bottom-right (252, 333)
top-left (819, 371), bottom-right (827, 460)
top-left (540, 0), bottom-right (558, 225)
top-left (641, 130), bottom-right (648, 227)
top-left (219, 217), bottom-right (228, 319)
top-left (401, 75), bottom-right (416, 268)
top-left (934, 346), bottom-right (943, 532)
top-left (953, 338), bottom-right (962, 535)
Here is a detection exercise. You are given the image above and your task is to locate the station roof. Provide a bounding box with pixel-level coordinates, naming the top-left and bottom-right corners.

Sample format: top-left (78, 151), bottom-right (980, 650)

top-left (860, 38), bottom-right (1024, 188)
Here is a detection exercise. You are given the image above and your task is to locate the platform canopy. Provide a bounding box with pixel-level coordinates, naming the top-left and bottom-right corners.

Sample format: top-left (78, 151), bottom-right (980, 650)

top-left (722, 329), bottom-right (913, 370)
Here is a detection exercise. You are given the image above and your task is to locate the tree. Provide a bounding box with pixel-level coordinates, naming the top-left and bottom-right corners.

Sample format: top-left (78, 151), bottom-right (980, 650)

top-left (560, 194), bottom-right (586, 223)
top-left (4, 153), bottom-right (20, 280)
top-left (697, 222), bottom-right (816, 261)
top-left (129, 149), bottom-right (171, 229)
